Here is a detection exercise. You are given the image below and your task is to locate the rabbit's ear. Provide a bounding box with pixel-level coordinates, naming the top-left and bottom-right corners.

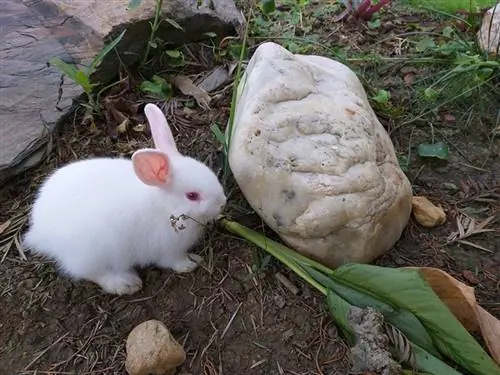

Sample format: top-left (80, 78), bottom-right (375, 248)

top-left (144, 103), bottom-right (179, 153)
top-left (132, 149), bottom-right (172, 186)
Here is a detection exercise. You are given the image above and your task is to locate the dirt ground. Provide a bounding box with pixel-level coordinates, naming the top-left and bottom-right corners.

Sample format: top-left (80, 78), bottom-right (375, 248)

top-left (1, 4), bottom-right (499, 375)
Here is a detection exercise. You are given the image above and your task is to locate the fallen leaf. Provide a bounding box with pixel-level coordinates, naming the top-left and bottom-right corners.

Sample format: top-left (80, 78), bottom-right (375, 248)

top-left (409, 267), bottom-right (500, 366)
top-left (197, 66), bottom-right (232, 92)
top-left (446, 214), bottom-right (496, 251)
top-left (171, 75), bottom-right (211, 110)
top-left (116, 118), bottom-right (130, 134)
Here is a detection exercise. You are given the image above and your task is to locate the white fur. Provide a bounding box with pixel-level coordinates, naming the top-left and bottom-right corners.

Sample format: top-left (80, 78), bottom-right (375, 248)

top-left (23, 104), bottom-right (227, 295)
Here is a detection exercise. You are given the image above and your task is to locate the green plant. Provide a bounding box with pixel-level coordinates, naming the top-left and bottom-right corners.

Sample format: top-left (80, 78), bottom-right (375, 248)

top-left (48, 29), bottom-right (126, 112)
top-left (222, 220), bottom-right (500, 375)
top-left (127, 0), bottom-right (184, 67)
top-left (139, 75), bottom-right (173, 100)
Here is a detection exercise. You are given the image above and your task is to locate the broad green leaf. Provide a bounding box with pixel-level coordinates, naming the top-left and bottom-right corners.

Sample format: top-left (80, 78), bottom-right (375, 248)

top-left (410, 342), bottom-right (464, 375)
top-left (368, 19), bottom-right (381, 29)
top-left (48, 57), bottom-right (79, 81)
top-left (415, 37), bottom-right (437, 52)
top-left (74, 70), bottom-right (94, 93)
top-left (165, 50), bottom-right (181, 58)
top-left (330, 264), bottom-right (500, 375)
top-left (165, 50), bottom-right (184, 67)
top-left (126, 0), bottom-right (142, 10)
top-left (305, 266), bottom-right (440, 358)
top-left (139, 75), bottom-right (172, 100)
top-left (260, 0), bottom-right (276, 14)
top-left (326, 289), bottom-right (356, 346)
top-left (372, 89), bottom-right (391, 104)
top-left (424, 87), bottom-right (439, 101)
top-left (417, 142), bottom-right (449, 160)
top-left (442, 26), bottom-right (454, 38)
top-left (88, 29), bottom-right (126, 74)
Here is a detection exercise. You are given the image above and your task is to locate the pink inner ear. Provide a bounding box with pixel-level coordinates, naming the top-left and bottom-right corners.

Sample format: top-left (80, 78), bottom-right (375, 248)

top-left (132, 150), bottom-right (171, 186)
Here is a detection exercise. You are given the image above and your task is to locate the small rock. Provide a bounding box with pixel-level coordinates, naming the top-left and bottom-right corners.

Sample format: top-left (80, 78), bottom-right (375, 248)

top-left (477, 5), bottom-right (500, 55)
top-left (228, 42), bottom-right (412, 268)
top-left (125, 320), bottom-right (186, 375)
top-left (411, 196), bottom-right (446, 228)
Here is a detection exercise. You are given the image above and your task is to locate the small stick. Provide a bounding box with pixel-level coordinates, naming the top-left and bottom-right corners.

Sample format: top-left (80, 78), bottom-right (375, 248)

top-left (275, 272), bottom-right (300, 295)
top-left (221, 302), bottom-right (243, 339)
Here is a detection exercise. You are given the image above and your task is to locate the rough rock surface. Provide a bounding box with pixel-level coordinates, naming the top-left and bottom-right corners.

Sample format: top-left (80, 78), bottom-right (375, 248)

top-left (0, 0), bottom-right (244, 186)
top-left (348, 306), bottom-right (404, 375)
top-left (125, 319), bottom-right (186, 375)
top-left (477, 5), bottom-right (500, 55)
top-left (228, 42), bottom-right (412, 268)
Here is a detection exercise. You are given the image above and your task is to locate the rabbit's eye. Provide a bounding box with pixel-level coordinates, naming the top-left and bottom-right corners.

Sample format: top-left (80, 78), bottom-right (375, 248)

top-left (186, 192), bottom-right (200, 201)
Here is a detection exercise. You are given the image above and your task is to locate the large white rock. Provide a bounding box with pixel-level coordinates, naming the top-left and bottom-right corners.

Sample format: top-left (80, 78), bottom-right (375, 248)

top-left (228, 42), bottom-right (412, 268)
top-left (477, 5), bottom-right (500, 55)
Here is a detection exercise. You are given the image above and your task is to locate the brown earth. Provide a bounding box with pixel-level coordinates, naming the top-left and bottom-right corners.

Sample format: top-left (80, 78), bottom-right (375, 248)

top-left (0, 4), bottom-right (499, 375)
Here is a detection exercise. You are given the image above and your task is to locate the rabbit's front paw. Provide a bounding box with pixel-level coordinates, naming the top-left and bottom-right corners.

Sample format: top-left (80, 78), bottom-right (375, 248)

top-left (172, 257), bottom-right (199, 273)
top-left (95, 272), bottom-right (143, 295)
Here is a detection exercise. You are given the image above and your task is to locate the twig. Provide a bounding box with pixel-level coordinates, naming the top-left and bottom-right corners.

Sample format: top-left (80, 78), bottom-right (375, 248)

top-left (275, 272), bottom-right (300, 295)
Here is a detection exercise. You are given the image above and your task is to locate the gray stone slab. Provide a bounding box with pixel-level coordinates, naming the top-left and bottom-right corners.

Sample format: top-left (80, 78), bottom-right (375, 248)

top-left (0, 0), bottom-right (244, 186)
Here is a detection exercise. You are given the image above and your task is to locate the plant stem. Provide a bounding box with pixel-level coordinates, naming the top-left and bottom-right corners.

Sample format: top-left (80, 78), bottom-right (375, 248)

top-left (222, 219), bottom-right (327, 294)
top-left (142, 0), bottom-right (163, 67)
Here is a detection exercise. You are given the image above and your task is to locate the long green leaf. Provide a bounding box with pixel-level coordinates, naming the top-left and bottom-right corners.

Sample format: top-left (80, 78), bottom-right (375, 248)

top-left (48, 57), bottom-right (79, 80)
top-left (410, 342), bottom-right (464, 375)
top-left (331, 264), bottom-right (500, 375)
top-left (88, 29), bottom-right (126, 74)
top-left (305, 266), bottom-right (440, 358)
top-left (326, 289), bottom-right (356, 346)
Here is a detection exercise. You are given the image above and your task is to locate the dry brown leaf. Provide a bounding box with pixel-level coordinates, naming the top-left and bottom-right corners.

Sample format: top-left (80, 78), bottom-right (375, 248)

top-left (172, 75), bottom-right (211, 110)
top-left (446, 214), bottom-right (497, 251)
top-left (408, 266), bottom-right (500, 366)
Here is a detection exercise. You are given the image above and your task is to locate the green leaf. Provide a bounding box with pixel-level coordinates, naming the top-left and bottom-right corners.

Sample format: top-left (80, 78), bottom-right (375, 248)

top-left (164, 50), bottom-right (184, 67)
top-left (326, 289), bottom-right (356, 346)
top-left (139, 75), bottom-right (172, 100)
top-left (417, 142), bottom-right (449, 160)
top-left (372, 89), bottom-right (390, 104)
top-left (73, 70), bottom-right (94, 93)
top-left (210, 123), bottom-right (228, 154)
top-left (415, 37), bottom-right (437, 52)
top-left (424, 87), bottom-right (439, 101)
top-left (126, 0), bottom-right (142, 10)
top-left (305, 266), bottom-right (440, 358)
top-left (48, 57), bottom-right (80, 81)
top-left (165, 18), bottom-right (184, 31)
top-left (260, 0), bottom-right (276, 14)
top-left (330, 264), bottom-right (500, 375)
top-left (410, 342), bottom-right (464, 375)
top-left (442, 26), bottom-right (454, 38)
top-left (88, 29), bottom-right (126, 74)
top-left (368, 18), bottom-right (381, 29)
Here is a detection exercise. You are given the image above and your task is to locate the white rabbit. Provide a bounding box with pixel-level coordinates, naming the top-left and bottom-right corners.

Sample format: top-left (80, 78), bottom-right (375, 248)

top-left (23, 103), bottom-right (227, 295)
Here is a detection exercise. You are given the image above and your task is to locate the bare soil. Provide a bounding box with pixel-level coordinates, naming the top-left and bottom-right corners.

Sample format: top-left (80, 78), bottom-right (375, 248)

top-left (1, 5), bottom-right (499, 375)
